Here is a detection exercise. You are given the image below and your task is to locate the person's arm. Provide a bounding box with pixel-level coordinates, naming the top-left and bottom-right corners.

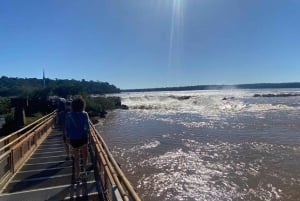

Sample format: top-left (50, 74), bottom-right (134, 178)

top-left (82, 112), bottom-right (90, 142)
top-left (65, 113), bottom-right (71, 138)
top-left (83, 112), bottom-right (90, 133)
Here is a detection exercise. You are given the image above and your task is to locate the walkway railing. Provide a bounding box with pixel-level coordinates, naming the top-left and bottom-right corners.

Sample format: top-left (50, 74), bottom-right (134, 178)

top-left (89, 121), bottom-right (142, 201)
top-left (0, 112), bottom-right (142, 201)
top-left (0, 111), bottom-right (56, 190)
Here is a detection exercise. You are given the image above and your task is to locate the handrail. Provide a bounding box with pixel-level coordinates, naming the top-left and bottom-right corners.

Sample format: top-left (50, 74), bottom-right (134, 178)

top-left (0, 111), bottom-right (56, 191)
top-left (0, 111), bottom-right (56, 153)
top-left (0, 111), bottom-right (56, 143)
top-left (89, 121), bottom-right (142, 201)
top-left (90, 126), bottom-right (128, 200)
top-left (0, 111), bottom-right (142, 200)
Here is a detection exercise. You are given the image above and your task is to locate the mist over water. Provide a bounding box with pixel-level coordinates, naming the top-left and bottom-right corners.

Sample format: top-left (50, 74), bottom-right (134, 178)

top-left (98, 89), bottom-right (300, 201)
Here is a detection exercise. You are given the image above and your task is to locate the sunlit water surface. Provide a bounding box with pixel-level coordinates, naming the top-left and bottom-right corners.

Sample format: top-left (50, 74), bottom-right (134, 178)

top-left (97, 89), bottom-right (300, 201)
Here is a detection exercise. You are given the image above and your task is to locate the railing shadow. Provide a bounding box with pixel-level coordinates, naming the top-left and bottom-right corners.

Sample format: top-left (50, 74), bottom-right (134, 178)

top-left (45, 151), bottom-right (101, 201)
top-left (45, 177), bottom-right (89, 201)
top-left (6, 161), bottom-right (72, 193)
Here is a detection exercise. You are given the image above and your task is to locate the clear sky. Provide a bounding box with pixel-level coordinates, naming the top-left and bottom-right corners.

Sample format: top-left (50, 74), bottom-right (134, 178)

top-left (0, 0), bottom-right (300, 89)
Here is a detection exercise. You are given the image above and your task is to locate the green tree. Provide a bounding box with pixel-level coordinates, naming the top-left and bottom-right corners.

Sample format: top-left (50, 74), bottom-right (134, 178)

top-left (0, 97), bottom-right (10, 114)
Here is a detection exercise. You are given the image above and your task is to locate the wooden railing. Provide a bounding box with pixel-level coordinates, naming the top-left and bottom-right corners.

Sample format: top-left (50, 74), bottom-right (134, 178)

top-left (0, 111), bottom-right (56, 191)
top-left (0, 111), bottom-right (142, 201)
top-left (89, 121), bottom-right (142, 201)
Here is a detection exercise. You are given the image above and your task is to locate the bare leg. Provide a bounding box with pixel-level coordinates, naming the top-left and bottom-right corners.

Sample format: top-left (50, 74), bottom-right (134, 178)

top-left (63, 132), bottom-right (70, 159)
top-left (73, 148), bottom-right (80, 182)
top-left (81, 144), bottom-right (88, 172)
top-left (64, 142), bottom-right (70, 158)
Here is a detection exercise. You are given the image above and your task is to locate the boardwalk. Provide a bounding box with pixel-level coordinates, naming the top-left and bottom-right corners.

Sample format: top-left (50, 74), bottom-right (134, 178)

top-left (0, 128), bottom-right (104, 201)
top-left (0, 112), bottom-right (141, 201)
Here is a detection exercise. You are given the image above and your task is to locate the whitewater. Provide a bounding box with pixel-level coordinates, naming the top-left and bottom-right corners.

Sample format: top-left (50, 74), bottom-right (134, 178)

top-left (97, 89), bottom-right (300, 201)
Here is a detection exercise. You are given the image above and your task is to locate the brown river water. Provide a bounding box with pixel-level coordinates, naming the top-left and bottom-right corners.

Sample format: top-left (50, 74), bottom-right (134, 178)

top-left (96, 89), bottom-right (300, 201)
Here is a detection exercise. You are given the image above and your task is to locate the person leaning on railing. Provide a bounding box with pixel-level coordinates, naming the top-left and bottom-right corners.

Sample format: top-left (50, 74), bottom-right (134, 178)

top-left (65, 97), bottom-right (90, 183)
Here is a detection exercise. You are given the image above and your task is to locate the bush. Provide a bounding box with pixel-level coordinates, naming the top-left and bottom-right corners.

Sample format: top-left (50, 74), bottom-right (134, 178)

top-left (0, 97), bottom-right (10, 114)
top-left (85, 96), bottom-right (116, 117)
top-left (26, 113), bottom-right (43, 125)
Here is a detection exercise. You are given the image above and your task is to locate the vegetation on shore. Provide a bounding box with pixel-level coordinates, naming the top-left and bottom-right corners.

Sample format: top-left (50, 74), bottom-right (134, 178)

top-left (0, 76), bottom-right (121, 135)
top-left (122, 82), bottom-right (300, 92)
top-left (0, 76), bottom-right (120, 97)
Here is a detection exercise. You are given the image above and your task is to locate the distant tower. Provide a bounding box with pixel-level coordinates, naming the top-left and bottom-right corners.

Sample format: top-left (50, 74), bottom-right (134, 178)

top-left (43, 69), bottom-right (46, 88)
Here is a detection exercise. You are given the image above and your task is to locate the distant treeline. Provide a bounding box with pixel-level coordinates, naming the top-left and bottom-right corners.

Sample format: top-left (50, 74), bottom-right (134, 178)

top-left (0, 76), bottom-right (120, 135)
top-left (122, 82), bottom-right (300, 92)
top-left (0, 76), bottom-right (120, 97)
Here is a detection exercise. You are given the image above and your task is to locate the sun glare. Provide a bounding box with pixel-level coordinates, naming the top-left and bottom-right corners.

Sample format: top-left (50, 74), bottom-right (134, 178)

top-left (168, 0), bottom-right (184, 70)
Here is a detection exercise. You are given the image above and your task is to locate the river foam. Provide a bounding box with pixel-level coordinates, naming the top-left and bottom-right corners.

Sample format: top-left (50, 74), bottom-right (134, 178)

top-left (101, 89), bottom-right (300, 201)
top-left (120, 90), bottom-right (299, 118)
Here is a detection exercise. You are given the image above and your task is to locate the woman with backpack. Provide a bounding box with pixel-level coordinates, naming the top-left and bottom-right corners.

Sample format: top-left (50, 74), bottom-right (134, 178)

top-left (65, 97), bottom-right (90, 183)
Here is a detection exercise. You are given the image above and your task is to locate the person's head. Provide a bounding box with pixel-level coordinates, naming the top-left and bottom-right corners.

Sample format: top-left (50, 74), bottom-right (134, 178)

top-left (71, 97), bottom-right (85, 112)
top-left (65, 100), bottom-right (72, 110)
top-left (58, 99), bottom-right (66, 112)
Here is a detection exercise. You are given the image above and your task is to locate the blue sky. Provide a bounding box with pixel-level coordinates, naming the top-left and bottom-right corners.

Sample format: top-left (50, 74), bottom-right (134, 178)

top-left (0, 0), bottom-right (300, 89)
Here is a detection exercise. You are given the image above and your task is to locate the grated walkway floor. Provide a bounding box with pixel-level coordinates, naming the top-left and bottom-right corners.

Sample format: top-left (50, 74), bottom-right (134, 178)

top-left (0, 129), bottom-right (104, 201)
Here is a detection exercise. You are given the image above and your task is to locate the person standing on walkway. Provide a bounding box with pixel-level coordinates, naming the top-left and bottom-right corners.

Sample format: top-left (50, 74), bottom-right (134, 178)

top-left (65, 97), bottom-right (90, 182)
top-left (58, 100), bottom-right (71, 160)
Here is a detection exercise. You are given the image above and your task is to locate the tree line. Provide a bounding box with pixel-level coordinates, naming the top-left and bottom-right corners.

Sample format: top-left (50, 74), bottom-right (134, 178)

top-left (0, 76), bottom-right (121, 135)
top-left (122, 82), bottom-right (300, 92)
top-left (0, 76), bottom-right (120, 97)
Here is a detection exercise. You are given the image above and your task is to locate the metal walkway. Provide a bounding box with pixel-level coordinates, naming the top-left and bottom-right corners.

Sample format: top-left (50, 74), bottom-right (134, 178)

top-left (0, 111), bottom-right (141, 201)
top-left (0, 128), bottom-right (103, 201)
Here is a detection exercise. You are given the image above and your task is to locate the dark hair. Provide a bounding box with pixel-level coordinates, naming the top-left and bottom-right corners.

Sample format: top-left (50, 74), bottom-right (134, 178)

top-left (65, 100), bottom-right (72, 107)
top-left (71, 97), bottom-right (85, 112)
top-left (58, 100), bottom-right (65, 112)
